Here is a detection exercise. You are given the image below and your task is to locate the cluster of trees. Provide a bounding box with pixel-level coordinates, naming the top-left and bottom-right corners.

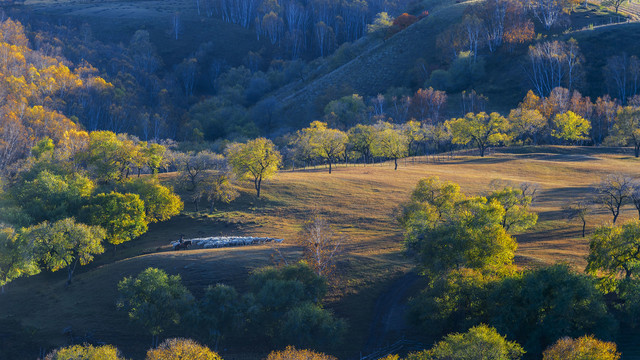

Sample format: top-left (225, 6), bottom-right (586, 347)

top-left (116, 263), bottom-right (346, 351)
top-left (437, 0), bottom-right (536, 64)
top-left (201, 0), bottom-right (410, 59)
top-left (397, 177), bottom-right (629, 357)
top-left (388, 327), bottom-right (619, 360)
top-left (44, 341), bottom-right (337, 360)
top-left (398, 174), bottom-right (640, 358)
top-left (0, 132), bottom-right (183, 289)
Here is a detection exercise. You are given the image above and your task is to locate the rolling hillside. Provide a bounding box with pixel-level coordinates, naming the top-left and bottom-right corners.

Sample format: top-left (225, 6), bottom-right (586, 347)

top-left (3, 147), bottom-right (640, 359)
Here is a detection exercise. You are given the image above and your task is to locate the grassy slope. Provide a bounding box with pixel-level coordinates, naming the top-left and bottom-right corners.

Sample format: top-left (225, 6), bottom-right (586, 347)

top-left (273, 0), bottom-right (475, 126)
top-left (4, 147), bottom-right (640, 358)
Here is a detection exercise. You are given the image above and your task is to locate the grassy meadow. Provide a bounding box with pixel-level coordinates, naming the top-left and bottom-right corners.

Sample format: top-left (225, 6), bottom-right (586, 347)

top-left (3, 146), bottom-right (640, 358)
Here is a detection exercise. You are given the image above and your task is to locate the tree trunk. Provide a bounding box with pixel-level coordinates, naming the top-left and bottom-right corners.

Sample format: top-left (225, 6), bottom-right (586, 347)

top-left (582, 220), bottom-right (586, 238)
top-left (479, 145), bottom-right (486, 157)
top-left (328, 161), bottom-right (332, 174)
top-left (194, 200), bottom-right (199, 212)
top-left (635, 143), bottom-right (639, 158)
top-left (255, 176), bottom-right (262, 198)
top-left (394, 158), bottom-right (398, 170)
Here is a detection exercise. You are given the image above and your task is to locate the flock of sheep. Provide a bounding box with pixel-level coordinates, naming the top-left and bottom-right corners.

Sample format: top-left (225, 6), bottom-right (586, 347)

top-left (171, 236), bottom-right (284, 250)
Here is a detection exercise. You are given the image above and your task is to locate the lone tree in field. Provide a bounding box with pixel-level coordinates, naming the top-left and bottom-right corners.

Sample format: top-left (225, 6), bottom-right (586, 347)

top-left (226, 138), bottom-right (281, 198)
top-left (631, 182), bottom-right (640, 220)
top-left (602, 0), bottom-right (628, 14)
top-left (298, 214), bottom-right (343, 279)
top-left (371, 124), bottom-right (410, 170)
top-left (117, 268), bottom-right (194, 348)
top-left (543, 335), bottom-right (620, 360)
top-left (0, 227), bottom-right (40, 293)
top-left (563, 201), bottom-right (590, 237)
top-left (552, 111), bottom-right (591, 144)
top-left (24, 218), bottom-right (105, 286)
top-left (607, 106), bottom-right (640, 157)
top-left (446, 112), bottom-right (510, 157)
top-left (587, 220), bottom-right (640, 283)
top-left (595, 174), bottom-right (633, 224)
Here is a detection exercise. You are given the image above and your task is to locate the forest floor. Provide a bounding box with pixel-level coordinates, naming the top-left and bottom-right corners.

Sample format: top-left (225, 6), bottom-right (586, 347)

top-left (3, 146), bottom-right (640, 359)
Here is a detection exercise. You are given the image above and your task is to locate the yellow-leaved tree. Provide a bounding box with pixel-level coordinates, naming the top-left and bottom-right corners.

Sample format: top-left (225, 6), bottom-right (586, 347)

top-left (226, 137), bottom-right (281, 198)
top-left (446, 112), bottom-right (510, 157)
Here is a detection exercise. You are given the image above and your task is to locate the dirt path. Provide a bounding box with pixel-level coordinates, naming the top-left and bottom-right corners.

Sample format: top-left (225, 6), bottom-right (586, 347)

top-left (362, 270), bottom-right (422, 354)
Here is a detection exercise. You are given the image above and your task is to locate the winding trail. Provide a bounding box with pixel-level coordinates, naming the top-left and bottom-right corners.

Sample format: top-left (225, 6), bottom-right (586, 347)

top-left (362, 271), bottom-right (422, 354)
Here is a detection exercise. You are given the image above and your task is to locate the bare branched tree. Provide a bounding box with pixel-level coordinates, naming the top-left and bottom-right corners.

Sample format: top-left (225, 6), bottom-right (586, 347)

top-left (563, 201), bottom-right (590, 237)
top-left (595, 174), bottom-right (633, 224)
top-left (298, 214), bottom-right (343, 279)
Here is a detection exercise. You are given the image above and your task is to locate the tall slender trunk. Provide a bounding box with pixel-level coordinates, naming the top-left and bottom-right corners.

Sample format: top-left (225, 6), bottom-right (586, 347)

top-left (582, 220), bottom-right (586, 237)
top-left (328, 160), bottom-right (332, 174)
top-left (394, 158), bottom-right (398, 170)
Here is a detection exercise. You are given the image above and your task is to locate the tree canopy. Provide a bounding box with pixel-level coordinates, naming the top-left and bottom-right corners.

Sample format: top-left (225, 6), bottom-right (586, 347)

top-left (226, 137), bottom-right (281, 197)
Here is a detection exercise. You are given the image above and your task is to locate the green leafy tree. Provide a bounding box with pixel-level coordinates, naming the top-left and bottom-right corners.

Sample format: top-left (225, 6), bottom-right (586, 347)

top-left (226, 138), bottom-right (281, 197)
top-left (198, 284), bottom-right (242, 350)
top-left (401, 180), bottom-right (517, 276)
top-left (15, 170), bottom-right (94, 223)
top-left (202, 173), bottom-right (239, 213)
top-left (586, 220), bottom-right (640, 287)
top-left (446, 112), bottom-right (510, 157)
top-left (304, 121), bottom-right (348, 174)
top-left (409, 324), bottom-right (525, 360)
top-left (347, 124), bottom-right (376, 164)
top-left (146, 338), bottom-right (221, 360)
top-left (371, 124), bottom-right (409, 170)
top-left (81, 131), bottom-right (138, 183)
top-left (542, 336), bottom-right (620, 360)
top-left (606, 106), bottom-right (640, 157)
top-left (120, 179), bottom-right (183, 223)
top-left (398, 176), bottom-right (464, 228)
top-left (487, 264), bottom-right (615, 356)
top-left (408, 269), bottom-right (495, 336)
top-left (487, 186), bottom-right (538, 233)
top-left (551, 111), bottom-right (591, 144)
top-left (117, 268), bottom-right (194, 347)
top-left (0, 226), bottom-right (40, 293)
top-left (323, 94), bottom-right (367, 128)
top-left (44, 344), bottom-right (126, 360)
top-left (508, 108), bottom-right (547, 145)
top-left (85, 192), bottom-right (148, 252)
top-left (280, 302), bottom-right (347, 348)
top-left (31, 137), bottom-right (55, 160)
top-left (23, 218), bottom-right (105, 285)
top-left (248, 262), bottom-right (344, 347)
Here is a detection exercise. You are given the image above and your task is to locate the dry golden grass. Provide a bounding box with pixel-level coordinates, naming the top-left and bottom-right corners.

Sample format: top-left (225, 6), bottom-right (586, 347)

top-left (2, 146), bottom-right (640, 359)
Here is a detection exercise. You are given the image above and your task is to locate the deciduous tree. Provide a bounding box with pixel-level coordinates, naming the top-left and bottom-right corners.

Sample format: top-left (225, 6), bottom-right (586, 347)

top-left (543, 336), bottom-right (620, 360)
top-left (118, 268), bottom-right (194, 347)
top-left (146, 338), bottom-right (221, 360)
top-left (446, 112), bottom-right (510, 157)
top-left (226, 137), bottom-right (281, 197)
top-left (23, 218), bottom-right (105, 285)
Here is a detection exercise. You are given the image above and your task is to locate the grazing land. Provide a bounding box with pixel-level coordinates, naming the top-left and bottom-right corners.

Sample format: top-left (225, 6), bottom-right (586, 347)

top-left (3, 146), bottom-right (640, 358)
